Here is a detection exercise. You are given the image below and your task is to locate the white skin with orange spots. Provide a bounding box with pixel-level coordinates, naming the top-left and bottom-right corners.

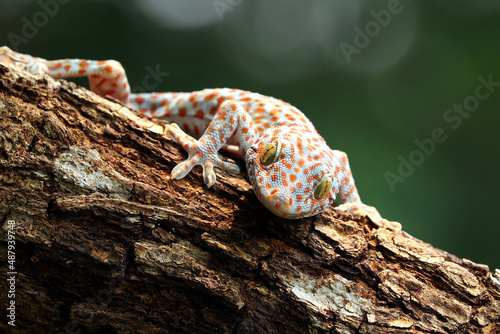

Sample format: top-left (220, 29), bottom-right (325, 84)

top-left (0, 46), bottom-right (401, 230)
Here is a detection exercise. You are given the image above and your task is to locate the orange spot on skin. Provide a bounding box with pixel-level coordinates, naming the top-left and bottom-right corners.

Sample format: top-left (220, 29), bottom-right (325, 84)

top-left (96, 78), bottom-right (106, 88)
top-left (150, 104), bottom-right (157, 114)
top-left (204, 91), bottom-right (218, 100)
top-left (104, 65), bottom-right (114, 73)
top-left (78, 69), bottom-right (86, 74)
top-left (189, 93), bottom-right (198, 101)
top-left (240, 97), bottom-right (252, 103)
top-left (281, 172), bottom-right (288, 185)
top-left (290, 174), bottom-right (297, 183)
top-left (298, 159), bottom-right (305, 168)
top-left (254, 108), bottom-right (265, 114)
top-left (217, 96), bottom-right (225, 106)
top-left (296, 195), bottom-right (303, 203)
top-left (161, 99), bottom-right (168, 106)
top-left (275, 202), bottom-right (282, 209)
top-left (219, 128), bottom-right (225, 143)
top-left (135, 96), bottom-right (144, 105)
top-left (271, 174), bottom-right (278, 182)
top-left (265, 183), bottom-right (271, 190)
top-left (54, 62), bottom-right (62, 69)
top-left (79, 60), bottom-right (88, 69)
top-left (194, 110), bottom-right (205, 119)
top-left (307, 175), bottom-right (319, 183)
top-left (179, 107), bottom-right (187, 117)
top-left (209, 106), bottom-right (218, 115)
top-left (334, 165), bottom-right (343, 178)
top-left (64, 65), bottom-right (71, 72)
top-left (344, 185), bottom-right (355, 198)
top-left (313, 152), bottom-right (325, 160)
top-left (218, 111), bottom-right (227, 120)
top-left (297, 182), bottom-right (303, 189)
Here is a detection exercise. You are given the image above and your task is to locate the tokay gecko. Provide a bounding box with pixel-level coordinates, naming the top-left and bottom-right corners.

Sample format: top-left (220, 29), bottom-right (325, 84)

top-left (0, 46), bottom-right (401, 230)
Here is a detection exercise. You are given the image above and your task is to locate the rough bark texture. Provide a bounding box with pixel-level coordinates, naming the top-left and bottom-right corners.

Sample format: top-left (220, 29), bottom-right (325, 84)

top-left (1, 62), bottom-right (499, 334)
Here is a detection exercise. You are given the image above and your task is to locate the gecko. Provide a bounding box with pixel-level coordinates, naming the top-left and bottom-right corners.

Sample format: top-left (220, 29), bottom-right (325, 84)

top-left (0, 46), bottom-right (401, 230)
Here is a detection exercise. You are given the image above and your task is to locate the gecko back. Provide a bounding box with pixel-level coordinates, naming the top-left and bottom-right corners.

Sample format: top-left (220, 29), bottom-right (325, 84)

top-left (130, 88), bottom-right (315, 139)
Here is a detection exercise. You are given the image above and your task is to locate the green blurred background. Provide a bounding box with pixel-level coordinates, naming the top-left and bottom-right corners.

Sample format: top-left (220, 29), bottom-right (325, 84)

top-left (1, 0), bottom-right (498, 270)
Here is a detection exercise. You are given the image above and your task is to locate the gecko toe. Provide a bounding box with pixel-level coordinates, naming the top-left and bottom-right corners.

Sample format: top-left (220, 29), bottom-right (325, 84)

top-left (171, 162), bottom-right (194, 180)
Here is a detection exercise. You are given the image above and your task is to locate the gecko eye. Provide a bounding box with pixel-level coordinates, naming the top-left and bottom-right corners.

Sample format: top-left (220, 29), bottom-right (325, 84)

top-left (314, 178), bottom-right (333, 200)
top-left (260, 140), bottom-right (281, 166)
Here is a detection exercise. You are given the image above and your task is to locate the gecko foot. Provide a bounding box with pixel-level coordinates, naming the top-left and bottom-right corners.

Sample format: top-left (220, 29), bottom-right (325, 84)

top-left (166, 123), bottom-right (240, 188)
top-left (336, 202), bottom-right (402, 231)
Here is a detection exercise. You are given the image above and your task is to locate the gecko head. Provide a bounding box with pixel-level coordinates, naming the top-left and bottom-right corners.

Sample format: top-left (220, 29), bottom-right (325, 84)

top-left (245, 124), bottom-right (343, 219)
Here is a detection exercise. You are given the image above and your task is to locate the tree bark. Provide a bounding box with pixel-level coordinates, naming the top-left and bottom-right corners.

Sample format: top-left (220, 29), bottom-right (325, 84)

top-left (1, 62), bottom-right (499, 334)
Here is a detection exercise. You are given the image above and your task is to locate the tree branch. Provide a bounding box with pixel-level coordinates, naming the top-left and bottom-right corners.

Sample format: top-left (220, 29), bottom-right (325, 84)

top-left (1, 62), bottom-right (499, 333)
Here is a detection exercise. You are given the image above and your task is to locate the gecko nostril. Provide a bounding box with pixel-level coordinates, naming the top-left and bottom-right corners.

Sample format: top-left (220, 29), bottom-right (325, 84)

top-left (267, 188), bottom-right (279, 200)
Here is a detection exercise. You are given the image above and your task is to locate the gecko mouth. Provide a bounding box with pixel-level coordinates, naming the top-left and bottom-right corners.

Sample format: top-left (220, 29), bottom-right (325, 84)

top-left (258, 188), bottom-right (299, 218)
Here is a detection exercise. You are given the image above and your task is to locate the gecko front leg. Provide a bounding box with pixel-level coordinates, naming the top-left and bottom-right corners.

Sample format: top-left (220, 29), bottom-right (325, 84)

top-left (166, 100), bottom-right (257, 188)
top-left (333, 150), bottom-right (402, 230)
